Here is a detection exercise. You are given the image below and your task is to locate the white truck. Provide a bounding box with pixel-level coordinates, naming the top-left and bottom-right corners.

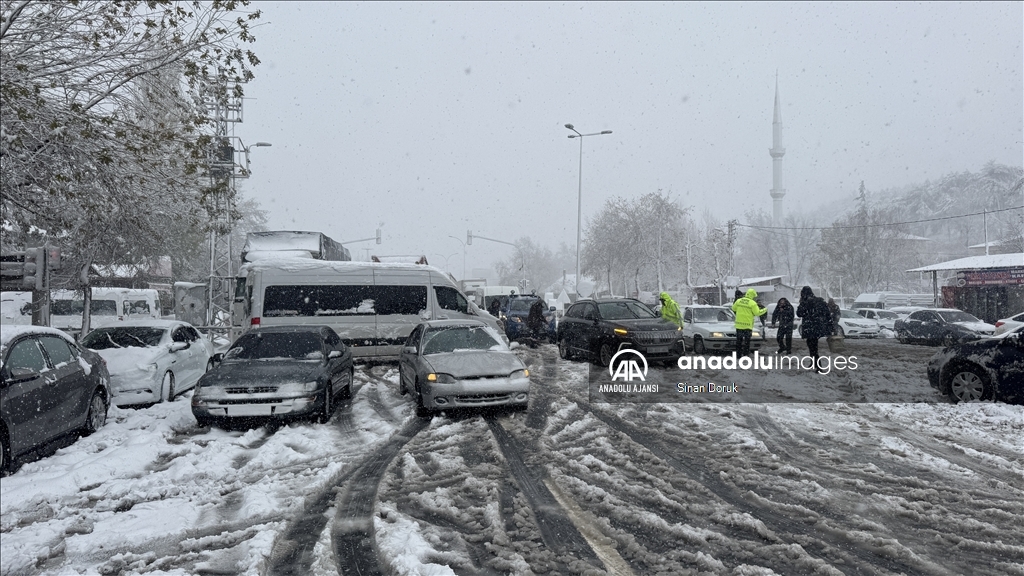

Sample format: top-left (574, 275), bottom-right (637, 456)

top-left (851, 292), bottom-right (936, 310)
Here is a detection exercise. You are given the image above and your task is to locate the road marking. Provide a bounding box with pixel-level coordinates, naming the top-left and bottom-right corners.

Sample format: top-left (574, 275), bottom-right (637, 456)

top-left (542, 476), bottom-right (636, 576)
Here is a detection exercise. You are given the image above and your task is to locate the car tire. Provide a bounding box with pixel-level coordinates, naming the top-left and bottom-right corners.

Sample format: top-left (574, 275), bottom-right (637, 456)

top-left (942, 333), bottom-right (957, 347)
top-left (0, 430), bottom-right (9, 474)
top-left (195, 415), bottom-right (213, 428)
top-left (897, 330), bottom-right (910, 344)
top-left (598, 342), bottom-right (615, 367)
top-left (414, 380), bottom-right (432, 418)
top-left (161, 371), bottom-right (175, 402)
top-left (947, 366), bottom-right (991, 403)
top-left (693, 336), bottom-right (706, 354)
top-left (206, 359), bottom-right (214, 372)
top-left (81, 390), bottom-right (107, 436)
top-left (318, 380), bottom-right (333, 423)
top-left (558, 337), bottom-right (572, 360)
top-left (837, 326), bottom-right (846, 338)
top-left (398, 365), bottom-right (407, 395)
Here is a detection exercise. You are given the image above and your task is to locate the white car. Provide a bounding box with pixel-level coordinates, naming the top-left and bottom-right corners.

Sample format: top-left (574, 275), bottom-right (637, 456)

top-left (836, 309), bottom-right (881, 338)
top-left (855, 308), bottom-right (899, 330)
top-left (994, 311), bottom-right (1024, 335)
top-left (681, 305), bottom-right (765, 354)
top-left (80, 319), bottom-right (214, 406)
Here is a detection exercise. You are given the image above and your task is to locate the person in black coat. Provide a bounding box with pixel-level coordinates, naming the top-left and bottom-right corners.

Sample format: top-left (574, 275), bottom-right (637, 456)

top-left (796, 286), bottom-right (831, 373)
top-left (771, 297), bottom-right (795, 354)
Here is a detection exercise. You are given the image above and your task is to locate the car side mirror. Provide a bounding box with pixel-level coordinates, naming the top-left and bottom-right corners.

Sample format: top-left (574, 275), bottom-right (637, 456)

top-left (328, 350), bottom-right (342, 359)
top-left (402, 346), bottom-right (417, 355)
top-left (6, 367), bottom-right (40, 383)
top-left (170, 341), bottom-right (188, 352)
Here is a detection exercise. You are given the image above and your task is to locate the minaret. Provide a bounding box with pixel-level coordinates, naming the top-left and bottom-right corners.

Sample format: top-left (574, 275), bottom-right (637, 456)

top-left (769, 75), bottom-right (786, 226)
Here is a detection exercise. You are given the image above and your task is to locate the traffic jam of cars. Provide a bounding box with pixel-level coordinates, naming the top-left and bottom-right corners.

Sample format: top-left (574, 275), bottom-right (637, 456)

top-left (2, 262), bottom-right (1022, 473)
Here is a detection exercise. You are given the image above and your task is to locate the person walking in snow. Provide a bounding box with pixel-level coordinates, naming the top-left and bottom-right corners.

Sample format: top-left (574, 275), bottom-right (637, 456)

top-left (797, 286), bottom-right (832, 373)
top-left (732, 288), bottom-right (767, 356)
top-left (771, 297), bottom-right (795, 354)
top-left (827, 298), bottom-right (841, 336)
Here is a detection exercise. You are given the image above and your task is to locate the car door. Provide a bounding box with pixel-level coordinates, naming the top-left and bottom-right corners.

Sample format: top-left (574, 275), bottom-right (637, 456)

top-left (37, 335), bottom-right (91, 431)
top-left (559, 304), bottom-right (583, 351)
top-left (904, 311), bottom-right (929, 340)
top-left (1, 336), bottom-right (58, 455)
top-left (170, 326), bottom-right (198, 386)
top-left (398, 325), bottom-right (424, 392)
top-left (184, 326), bottom-right (210, 389)
top-left (579, 303), bottom-right (603, 355)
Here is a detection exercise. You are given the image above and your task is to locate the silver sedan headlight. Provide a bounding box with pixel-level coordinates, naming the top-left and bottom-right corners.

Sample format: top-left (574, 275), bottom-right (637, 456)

top-left (510, 369), bottom-right (529, 379)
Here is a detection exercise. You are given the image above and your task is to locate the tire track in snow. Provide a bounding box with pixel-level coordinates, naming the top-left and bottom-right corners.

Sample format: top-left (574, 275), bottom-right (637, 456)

top-left (484, 416), bottom-right (610, 574)
top-left (330, 416), bottom-right (431, 576)
top-left (586, 406), bottom-right (944, 576)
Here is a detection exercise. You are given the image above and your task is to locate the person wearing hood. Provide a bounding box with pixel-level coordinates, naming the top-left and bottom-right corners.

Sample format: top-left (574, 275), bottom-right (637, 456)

top-left (797, 286), bottom-right (831, 372)
top-left (659, 292), bottom-right (684, 330)
top-left (732, 288), bottom-right (767, 356)
top-left (771, 297), bottom-right (795, 354)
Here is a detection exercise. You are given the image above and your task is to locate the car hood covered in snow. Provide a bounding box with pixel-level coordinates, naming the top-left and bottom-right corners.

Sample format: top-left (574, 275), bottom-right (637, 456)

top-left (424, 350), bottom-right (525, 378)
top-left (200, 359), bottom-right (323, 387)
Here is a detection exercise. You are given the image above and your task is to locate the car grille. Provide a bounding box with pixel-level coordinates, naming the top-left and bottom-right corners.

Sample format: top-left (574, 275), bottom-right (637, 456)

top-left (632, 330), bottom-right (681, 345)
top-left (225, 386), bottom-right (278, 395)
top-left (455, 393), bottom-right (511, 404)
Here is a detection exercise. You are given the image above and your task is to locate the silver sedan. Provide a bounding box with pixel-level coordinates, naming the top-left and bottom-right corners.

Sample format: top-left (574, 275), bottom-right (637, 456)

top-left (398, 320), bottom-right (530, 416)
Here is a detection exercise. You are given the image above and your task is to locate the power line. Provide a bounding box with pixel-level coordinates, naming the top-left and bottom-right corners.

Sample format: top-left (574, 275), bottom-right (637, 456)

top-left (738, 205), bottom-right (1023, 231)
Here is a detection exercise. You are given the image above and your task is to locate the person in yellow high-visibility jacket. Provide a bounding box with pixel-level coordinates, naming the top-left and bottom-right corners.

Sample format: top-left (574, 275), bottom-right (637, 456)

top-left (731, 288), bottom-right (766, 356)
top-left (659, 292), bottom-right (684, 328)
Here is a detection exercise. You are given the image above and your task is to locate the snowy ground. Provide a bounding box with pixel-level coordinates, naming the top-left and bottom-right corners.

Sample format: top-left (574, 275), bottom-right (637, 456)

top-left (2, 339), bottom-right (1022, 575)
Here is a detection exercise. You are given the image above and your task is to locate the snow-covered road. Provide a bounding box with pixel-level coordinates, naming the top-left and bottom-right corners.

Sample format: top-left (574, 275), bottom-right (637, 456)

top-left (2, 339), bottom-right (1022, 575)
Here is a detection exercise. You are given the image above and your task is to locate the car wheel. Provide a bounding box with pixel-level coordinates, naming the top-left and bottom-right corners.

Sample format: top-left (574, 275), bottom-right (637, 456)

top-left (414, 380), bottom-right (432, 418)
top-left (81, 390), bottom-right (107, 436)
top-left (598, 342), bottom-right (615, 367)
top-left (0, 430), bottom-right (9, 474)
top-left (693, 336), bottom-right (706, 354)
top-left (897, 330), bottom-right (910, 344)
top-left (161, 371), bottom-right (175, 402)
top-left (206, 359), bottom-right (214, 372)
top-left (947, 367), bottom-right (991, 403)
top-left (837, 326), bottom-right (845, 338)
top-left (195, 415), bottom-right (213, 428)
top-left (942, 332), bottom-right (958, 347)
top-left (318, 380), bottom-right (333, 423)
top-left (558, 337), bottom-right (572, 360)
top-left (398, 365), bottom-right (407, 395)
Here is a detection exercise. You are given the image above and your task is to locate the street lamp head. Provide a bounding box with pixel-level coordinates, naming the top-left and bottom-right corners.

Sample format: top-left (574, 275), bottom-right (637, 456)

top-left (567, 135), bottom-right (577, 138)
top-left (254, 142), bottom-right (272, 147)
top-left (564, 124), bottom-right (574, 130)
top-left (600, 130), bottom-right (612, 134)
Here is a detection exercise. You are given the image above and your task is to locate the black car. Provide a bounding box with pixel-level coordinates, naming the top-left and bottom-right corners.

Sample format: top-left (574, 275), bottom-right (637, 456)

top-left (556, 298), bottom-right (684, 366)
top-left (191, 325), bottom-right (354, 427)
top-left (926, 325), bottom-right (1024, 403)
top-left (500, 295), bottom-right (557, 342)
top-left (1, 326), bottom-right (110, 472)
top-left (894, 308), bottom-right (996, 346)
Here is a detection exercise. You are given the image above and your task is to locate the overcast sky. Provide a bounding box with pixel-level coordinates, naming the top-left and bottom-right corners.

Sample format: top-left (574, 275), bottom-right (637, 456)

top-left (235, 1), bottom-right (1023, 279)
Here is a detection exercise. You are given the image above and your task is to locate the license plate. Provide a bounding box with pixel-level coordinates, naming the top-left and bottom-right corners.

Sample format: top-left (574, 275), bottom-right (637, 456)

top-left (229, 404), bottom-right (273, 416)
top-left (647, 346), bottom-right (669, 354)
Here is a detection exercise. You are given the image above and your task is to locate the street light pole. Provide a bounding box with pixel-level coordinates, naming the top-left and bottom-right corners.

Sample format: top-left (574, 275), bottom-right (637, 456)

top-left (565, 124), bottom-right (612, 299)
top-left (448, 235), bottom-right (466, 280)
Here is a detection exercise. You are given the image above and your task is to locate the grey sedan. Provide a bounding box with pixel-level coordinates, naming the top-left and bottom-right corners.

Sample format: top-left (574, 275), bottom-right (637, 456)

top-left (398, 320), bottom-right (530, 416)
top-left (191, 325), bottom-right (353, 427)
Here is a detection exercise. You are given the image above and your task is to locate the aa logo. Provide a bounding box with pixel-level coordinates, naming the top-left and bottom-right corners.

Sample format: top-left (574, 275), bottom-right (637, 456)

top-left (609, 349), bottom-right (648, 382)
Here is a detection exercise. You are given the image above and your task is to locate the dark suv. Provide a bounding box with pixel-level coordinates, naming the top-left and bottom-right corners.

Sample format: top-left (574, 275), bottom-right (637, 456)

top-left (500, 295), bottom-right (557, 342)
top-left (556, 298), bottom-right (684, 366)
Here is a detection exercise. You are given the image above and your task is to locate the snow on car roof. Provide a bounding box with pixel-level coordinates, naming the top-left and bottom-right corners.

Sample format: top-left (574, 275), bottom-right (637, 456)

top-left (239, 257), bottom-right (448, 276)
top-left (1, 324), bottom-right (76, 350)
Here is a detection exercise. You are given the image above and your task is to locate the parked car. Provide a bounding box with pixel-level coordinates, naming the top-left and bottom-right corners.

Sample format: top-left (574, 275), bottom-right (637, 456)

top-left (836, 309), bottom-right (881, 338)
top-left (80, 319), bottom-right (214, 406)
top-left (889, 306), bottom-right (928, 319)
top-left (894, 308), bottom-right (996, 346)
top-left (926, 325), bottom-right (1024, 403)
top-left (191, 325), bottom-right (354, 427)
top-left (398, 320), bottom-right (529, 416)
top-left (855, 308), bottom-right (899, 331)
top-left (1, 325), bottom-right (110, 472)
top-left (499, 295), bottom-right (557, 342)
top-left (681, 305), bottom-right (765, 354)
top-left (557, 298), bottom-right (684, 366)
top-left (994, 311), bottom-right (1024, 335)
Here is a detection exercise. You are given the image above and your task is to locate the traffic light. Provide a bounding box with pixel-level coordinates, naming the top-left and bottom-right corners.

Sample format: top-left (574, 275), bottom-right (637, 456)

top-left (467, 230), bottom-right (473, 245)
top-left (22, 247), bottom-right (43, 290)
top-left (47, 245), bottom-right (61, 270)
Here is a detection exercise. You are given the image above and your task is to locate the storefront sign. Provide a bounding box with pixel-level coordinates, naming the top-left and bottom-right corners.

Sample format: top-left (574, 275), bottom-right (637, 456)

top-left (955, 267), bottom-right (1024, 287)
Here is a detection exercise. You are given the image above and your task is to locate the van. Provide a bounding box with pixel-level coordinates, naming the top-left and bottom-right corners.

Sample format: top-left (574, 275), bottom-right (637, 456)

top-left (49, 287), bottom-right (161, 337)
top-left (233, 260), bottom-right (503, 360)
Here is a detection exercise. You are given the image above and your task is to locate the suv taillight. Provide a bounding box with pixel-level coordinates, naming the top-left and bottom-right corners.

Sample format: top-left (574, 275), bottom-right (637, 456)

top-left (251, 317), bottom-right (261, 327)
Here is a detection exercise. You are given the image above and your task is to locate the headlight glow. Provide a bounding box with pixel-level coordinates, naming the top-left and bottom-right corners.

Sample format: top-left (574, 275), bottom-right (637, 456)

top-left (428, 373), bottom-right (457, 383)
top-left (613, 328), bottom-right (628, 335)
top-left (511, 369), bottom-right (529, 379)
top-left (711, 332), bottom-right (725, 338)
